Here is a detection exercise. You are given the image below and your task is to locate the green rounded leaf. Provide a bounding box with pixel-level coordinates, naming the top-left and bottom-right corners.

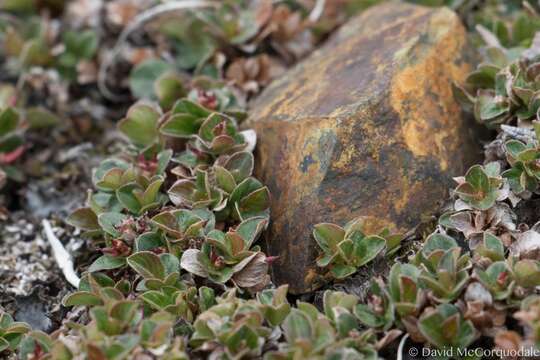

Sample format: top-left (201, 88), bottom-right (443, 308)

top-left (88, 255), bottom-right (126, 272)
top-left (313, 223), bottom-right (345, 252)
top-left (97, 212), bottom-right (127, 237)
top-left (283, 309), bottom-right (313, 343)
top-left (129, 60), bottom-right (172, 99)
top-left (118, 104), bottom-right (160, 148)
top-left (160, 113), bottom-right (201, 138)
top-left (26, 107), bottom-right (60, 129)
top-left (0, 107), bottom-right (19, 137)
top-left (62, 291), bottom-right (103, 307)
top-left (67, 207), bottom-right (100, 231)
top-left (135, 232), bottom-right (163, 252)
top-left (127, 251), bottom-right (165, 280)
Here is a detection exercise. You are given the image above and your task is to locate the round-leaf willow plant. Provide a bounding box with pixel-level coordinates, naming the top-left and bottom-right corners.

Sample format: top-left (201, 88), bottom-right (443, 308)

top-left (67, 97), bottom-right (271, 291)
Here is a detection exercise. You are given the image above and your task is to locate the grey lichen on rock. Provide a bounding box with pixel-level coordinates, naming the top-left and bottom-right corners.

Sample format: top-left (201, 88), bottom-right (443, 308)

top-left (245, 3), bottom-right (482, 294)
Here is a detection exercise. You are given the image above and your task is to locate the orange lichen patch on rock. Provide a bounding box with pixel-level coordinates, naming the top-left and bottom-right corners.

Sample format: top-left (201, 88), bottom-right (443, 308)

top-left (391, 8), bottom-right (472, 173)
top-left (245, 3), bottom-right (482, 294)
top-left (352, 216), bottom-right (397, 236)
top-left (303, 268), bottom-right (319, 287)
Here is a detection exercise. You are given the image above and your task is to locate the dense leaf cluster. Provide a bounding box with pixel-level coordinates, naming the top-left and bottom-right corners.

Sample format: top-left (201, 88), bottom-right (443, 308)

top-left (6, 1), bottom-right (540, 360)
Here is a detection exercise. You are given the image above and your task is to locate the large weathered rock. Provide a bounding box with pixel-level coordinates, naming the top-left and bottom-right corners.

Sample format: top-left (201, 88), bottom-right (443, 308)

top-left (245, 3), bottom-right (482, 294)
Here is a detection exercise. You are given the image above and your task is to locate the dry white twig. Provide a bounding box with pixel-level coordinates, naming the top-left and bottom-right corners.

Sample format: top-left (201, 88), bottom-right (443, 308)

top-left (397, 333), bottom-right (409, 360)
top-left (475, 24), bottom-right (502, 49)
top-left (500, 124), bottom-right (536, 143)
top-left (308, 0), bottom-right (326, 23)
top-left (523, 1), bottom-right (539, 17)
top-left (42, 219), bottom-right (80, 288)
top-left (98, 0), bottom-right (218, 101)
top-left (241, 129), bottom-right (257, 153)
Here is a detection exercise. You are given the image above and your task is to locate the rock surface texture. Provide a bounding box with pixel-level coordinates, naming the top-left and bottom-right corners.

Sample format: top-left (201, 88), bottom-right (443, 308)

top-left (245, 3), bottom-right (482, 294)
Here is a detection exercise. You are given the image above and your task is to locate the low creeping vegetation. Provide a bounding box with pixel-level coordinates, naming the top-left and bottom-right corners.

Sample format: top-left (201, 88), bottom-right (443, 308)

top-left (0, 84), bottom-right (60, 190)
top-left (313, 218), bottom-right (402, 279)
top-left (455, 6), bottom-right (540, 130)
top-left (6, 1), bottom-right (540, 360)
top-left (0, 106), bottom-right (23, 189)
top-left (67, 98), bottom-right (271, 292)
top-left (6, 284), bottom-right (391, 359)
